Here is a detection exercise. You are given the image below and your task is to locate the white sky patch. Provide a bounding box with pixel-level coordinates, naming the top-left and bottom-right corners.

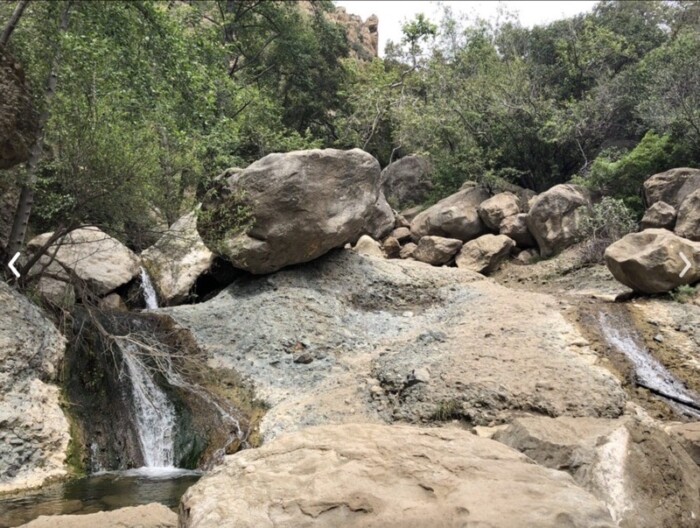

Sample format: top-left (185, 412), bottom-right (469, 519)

top-left (335, 1), bottom-right (597, 56)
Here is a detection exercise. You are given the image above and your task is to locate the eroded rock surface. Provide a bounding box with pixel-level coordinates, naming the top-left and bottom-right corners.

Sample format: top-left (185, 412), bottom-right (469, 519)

top-left (640, 201), bottom-right (677, 230)
top-left (179, 423), bottom-right (615, 528)
top-left (644, 168), bottom-right (700, 208)
top-left (410, 184), bottom-right (489, 241)
top-left (455, 234), bottom-right (515, 274)
top-left (676, 188), bottom-right (700, 241)
top-left (19, 503), bottom-right (177, 528)
top-left (478, 192), bottom-right (520, 231)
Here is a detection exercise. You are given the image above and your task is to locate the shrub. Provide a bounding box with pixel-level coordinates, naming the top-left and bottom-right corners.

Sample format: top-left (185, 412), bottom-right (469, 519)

top-left (579, 197), bottom-right (637, 264)
top-left (669, 285), bottom-right (697, 304)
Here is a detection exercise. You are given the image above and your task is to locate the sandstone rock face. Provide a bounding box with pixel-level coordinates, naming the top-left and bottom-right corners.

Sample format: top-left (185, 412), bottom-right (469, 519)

top-left (0, 283), bottom-right (69, 494)
top-left (478, 192), bottom-right (520, 231)
top-left (640, 201), bottom-right (677, 230)
top-left (410, 184), bottom-right (490, 241)
top-left (456, 234), bottom-right (515, 275)
top-left (198, 149), bottom-right (387, 274)
top-left (399, 242), bottom-right (417, 259)
top-left (167, 251), bottom-right (625, 440)
top-left (527, 184), bottom-right (591, 257)
top-left (380, 155), bottom-right (433, 208)
top-left (499, 213), bottom-right (535, 248)
top-left (179, 423), bottom-right (615, 528)
top-left (0, 47), bottom-right (38, 169)
top-left (353, 235), bottom-right (384, 258)
top-left (675, 188), bottom-right (700, 241)
top-left (644, 168), bottom-right (700, 208)
top-left (605, 228), bottom-right (700, 293)
top-left (19, 503), bottom-right (177, 528)
top-left (141, 212), bottom-right (215, 304)
top-left (494, 416), bottom-right (700, 528)
top-left (412, 235), bottom-right (462, 265)
top-left (28, 227), bottom-right (140, 296)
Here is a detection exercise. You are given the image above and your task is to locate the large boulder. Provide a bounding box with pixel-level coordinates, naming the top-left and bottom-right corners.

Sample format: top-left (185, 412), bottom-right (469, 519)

top-left (499, 213), bottom-right (536, 248)
top-left (675, 188), bottom-right (700, 241)
top-left (352, 235), bottom-right (383, 258)
top-left (527, 184), bottom-right (591, 257)
top-left (410, 184), bottom-right (490, 241)
top-left (0, 283), bottom-right (69, 494)
top-left (141, 212), bottom-right (215, 305)
top-left (198, 149), bottom-right (387, 274)
top-left (494, 415), bottom-right (700, 528)
top-left (412, 235), bottom-right (462, 265)
top-left (640, 201), bottom-right (677, 230)
top-left (167, 251), bottom-right (625, 440)
top-left (0, 47), bottom-right (38, 169)
top-left (27, 227), bottom-right (140, 296)
top-left (644, 168), bottom-right (700, 208)
top-left (19, 504), bottom-right (177, 528)
top-left (179, 423), bottom-right (615, 528)
top-left (605, 229), bottom-right (700, 293)
top-left (380, 155), bottom-right (433, 208)
top-left (478, 192), bottom-right (520, 231)
top-left (364, 191), bottom-right (395, 240)
top-left (456, 234), bottom-right (515, 275)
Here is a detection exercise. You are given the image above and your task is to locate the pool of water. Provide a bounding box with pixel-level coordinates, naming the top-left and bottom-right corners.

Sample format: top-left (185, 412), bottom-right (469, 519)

top-left (0, 469), bottom-right (200, 528)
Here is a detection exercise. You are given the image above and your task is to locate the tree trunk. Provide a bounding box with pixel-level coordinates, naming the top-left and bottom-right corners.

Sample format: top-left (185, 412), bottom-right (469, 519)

top-left (0, 0), bottom-right (30, 47)
top-left (6, 1), bottom-right (72, 263)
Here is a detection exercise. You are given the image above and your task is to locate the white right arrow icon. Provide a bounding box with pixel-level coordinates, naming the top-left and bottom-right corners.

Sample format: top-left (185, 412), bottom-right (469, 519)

top-left (680, 252), bottom-right (692, 278)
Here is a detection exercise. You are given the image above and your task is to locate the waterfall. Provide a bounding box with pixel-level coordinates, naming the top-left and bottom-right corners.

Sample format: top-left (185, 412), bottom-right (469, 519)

top-left (121, 343), bottom-right (176, 468)
top-left (140, 267), bottom-right (159, 309)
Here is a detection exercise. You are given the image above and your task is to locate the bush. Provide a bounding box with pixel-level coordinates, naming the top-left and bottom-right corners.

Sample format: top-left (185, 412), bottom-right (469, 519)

top-left (579, 197), bottom-right (637, 264)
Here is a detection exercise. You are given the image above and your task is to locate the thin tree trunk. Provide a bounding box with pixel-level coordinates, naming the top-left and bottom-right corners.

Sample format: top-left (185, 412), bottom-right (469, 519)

top-left (6, 1), bottom-right (72, 263)
top-left (0, 0), bottom-right (30, 47)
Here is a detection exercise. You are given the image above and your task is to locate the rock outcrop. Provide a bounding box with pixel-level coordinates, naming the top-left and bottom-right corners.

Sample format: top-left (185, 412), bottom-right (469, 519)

top-left (676, 188), bottom-right (700, 241)
top-left (644, 168), bottom-right (700, 208)
top-left (198, 149), bottom-right (389, 274)
top-left (0, 47), bottom-right (37, 169)
top-left (605, 228), bottom-right (700, 293)
top-left (27, 227), bottom-right (140, 297)
top-left (527, 184), bottom-right (591, 257)
top-left (179, 423), bottom-right (615, 528)
top-left (478, 192), bottom-right (520, 231)
top-left (455, 234), bottom-right (515, 274)
top-left (412, 235), bottom-right (462, 265)
top-left (640, 201), bottom-right (677, 230)
top-left (141, 211), bottom-right (215, 305)
top-left (19, 503), bottom-right (177, 528)
top-left (410, 183), bottom-right (489, 241)
top-left (380, 155), bottom-right (433, 208)
top-left (0, 283), bottom-right (69, 494)
top-left (499, 213), bottom-right (536, 248)
top-left (494, 415), bottom-right (700, 528)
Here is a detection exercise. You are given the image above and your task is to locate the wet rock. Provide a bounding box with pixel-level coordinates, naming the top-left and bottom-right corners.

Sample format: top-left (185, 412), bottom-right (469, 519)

top-left (0, 283), bottom-right (69, 494)
top-left (412, 235), bottom-right (463, 265)
top-left (19, 503), bottom-right (177, 528)
top-left (410, 184), bottom-right (490, 241)
top-left (527, 184), bottom-right (591, 257)
top-left (644, 168), bottom-right (700, 209)
top-left (640, 201), bottom-right (677, 230)
top-left (494, 416), bottom-right (700, 528)
top-left (179, 423), bottom-right (615, 528)
top-left (478, 192), bottom-right (520, 231)
top-left (499, 213), bottom-right (536, 248)
top-left (456, 234), bottom-right (515, 275)
top-left (605, 228), bottom-right (700, 293)
top-left (380, 155), bottom-right (433, 208)
top-left (352, 235), bottom-right (384, 258)
top-left (675, 188), bottom-right (700, 241)
top-left (141, 211), bottom-right (215, 305)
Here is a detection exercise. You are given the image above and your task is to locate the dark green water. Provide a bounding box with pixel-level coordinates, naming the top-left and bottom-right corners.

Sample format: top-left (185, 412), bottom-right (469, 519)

top-left (0, 469), bottom-right (200, 528)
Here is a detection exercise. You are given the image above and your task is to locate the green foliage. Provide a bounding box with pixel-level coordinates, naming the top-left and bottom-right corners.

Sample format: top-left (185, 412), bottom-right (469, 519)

top-left (431, 399), bottom-right (463, 422)
top-left (669, 285), bottom-right (697, 304)
top-left (579, 196), bottom-right (637, 263)
top-left (196, 187), bottom-right (254, 254)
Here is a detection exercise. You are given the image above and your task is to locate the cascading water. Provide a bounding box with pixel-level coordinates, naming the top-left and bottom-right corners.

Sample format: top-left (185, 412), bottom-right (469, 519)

top-left (140, 267), bottom-right (159, 309)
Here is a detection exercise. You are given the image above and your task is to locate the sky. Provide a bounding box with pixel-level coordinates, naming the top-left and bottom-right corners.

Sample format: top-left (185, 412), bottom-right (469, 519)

top-left (335, 1), bottom-right (597, 55)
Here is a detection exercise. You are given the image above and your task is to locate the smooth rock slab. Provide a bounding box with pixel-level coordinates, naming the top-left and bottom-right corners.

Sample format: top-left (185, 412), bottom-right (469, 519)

top-left (179, 423), bottom-right (615, 528)
top-left (19, 503), bottom-right (177, 528)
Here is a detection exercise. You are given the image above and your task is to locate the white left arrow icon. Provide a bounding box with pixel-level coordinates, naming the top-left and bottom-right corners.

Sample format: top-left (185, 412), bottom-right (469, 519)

top-left (8, 252), bottom-right (20, 278)
top-left (680, 252), bottom-right (692, 278)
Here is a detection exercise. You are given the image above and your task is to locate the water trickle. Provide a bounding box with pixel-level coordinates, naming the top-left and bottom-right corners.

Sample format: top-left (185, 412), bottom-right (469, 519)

top-left (140, 267), bottom-right (159, 309)
top-left (121, 343), bottom-right (176, 468)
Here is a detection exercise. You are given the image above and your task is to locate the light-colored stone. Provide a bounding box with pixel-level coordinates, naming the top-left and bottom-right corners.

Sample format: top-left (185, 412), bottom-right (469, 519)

top-left (0, 283), bottom-right (68, 494)
top-left (456, 234), bottom-right (515, 274)
top-left (19, 503), bottom-right (177, 528)
top-left (499, 213), bottom-right (535, 248)
top-left (34, 276), bottom-right (76, 307)
top-left (389, 226), bottom-right (411, 242)
top-left (666, 422), bottom-right (700, 465)
top-left (399, 242), bottom-right (417, 259)
top-left (644, 168), bottom-right (700, 208)
top-left (640, 201), bottom-right (677, 230)
top-left (527, 184), bottom-right (591, 257)
top-left (675, 188), bottom-right (700, 241)
top-left (365, 192), bottom-right (395, 240)
top-left (478, 192), bottom-right (520, 231)
top-left (380, 155), bottom-right (433, 208)
top-left (494, 416), bottom-right (700, 528)
top-left (198, 149), bottom-right (387, 274)
top-left (353, 235), bottom-right (384, 258)
top-left (141, 211), bottom-right (215, 305)
top-left (410, 185), bottom-right (490, 241)
top-left (179, 423), bottom-right (615, 528)
top-left (412, 235), bottom-right (463, 265)
top-left (98, 293), bottom-right (127, 311)
top-left (400, 205), bottom-right (423, 222)
top-left (27, 227), bottom-right (140, 296)
top-left (515, 248), bottom-right (539, 265)
top-left (604, 228), bottom-right (700, 293)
